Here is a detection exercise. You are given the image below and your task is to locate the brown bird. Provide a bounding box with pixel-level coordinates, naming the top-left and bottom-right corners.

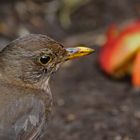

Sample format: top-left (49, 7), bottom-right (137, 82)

top-left (0, 34), bottom-right (94, 140)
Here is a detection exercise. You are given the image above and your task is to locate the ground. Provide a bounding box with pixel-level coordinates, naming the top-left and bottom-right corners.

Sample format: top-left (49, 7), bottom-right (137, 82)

top-left (46, 48), bottom-right (140, 140)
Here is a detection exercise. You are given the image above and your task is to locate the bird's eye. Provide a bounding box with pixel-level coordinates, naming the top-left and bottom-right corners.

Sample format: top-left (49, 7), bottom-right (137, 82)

top-left (39, 55), bottom-right (51, 65)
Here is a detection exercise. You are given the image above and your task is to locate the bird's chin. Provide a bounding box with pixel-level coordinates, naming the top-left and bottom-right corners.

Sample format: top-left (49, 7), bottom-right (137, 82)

top-left (50, 63), bottom-right (62, 75)
top-left (40, 77), bottom-right (50, 91)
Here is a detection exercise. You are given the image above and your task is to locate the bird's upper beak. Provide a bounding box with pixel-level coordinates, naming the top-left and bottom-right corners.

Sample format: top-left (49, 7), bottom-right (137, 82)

top-left (65, 46), bottom-right (94, 60)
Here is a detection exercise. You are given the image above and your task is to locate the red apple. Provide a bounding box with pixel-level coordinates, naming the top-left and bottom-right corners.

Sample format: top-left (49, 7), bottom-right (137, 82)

top-left (99, 20), bottom-right (140, 86)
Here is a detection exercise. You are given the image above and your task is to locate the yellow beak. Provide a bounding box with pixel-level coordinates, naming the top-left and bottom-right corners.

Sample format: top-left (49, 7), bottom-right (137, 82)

top-left (65, 46), bottom-right (94, 60)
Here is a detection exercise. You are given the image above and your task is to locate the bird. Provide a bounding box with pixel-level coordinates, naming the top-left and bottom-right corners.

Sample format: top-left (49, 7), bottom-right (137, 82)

top-left (0, 34), bottom-right (94, 140)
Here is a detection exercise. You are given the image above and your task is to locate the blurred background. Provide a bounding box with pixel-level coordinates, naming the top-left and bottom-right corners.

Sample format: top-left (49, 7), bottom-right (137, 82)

top-left (0, 0), bottom-right (140, 140)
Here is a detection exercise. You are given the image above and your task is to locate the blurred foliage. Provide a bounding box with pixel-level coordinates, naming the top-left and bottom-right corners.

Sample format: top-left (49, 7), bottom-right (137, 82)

top-left (0, 0), bottom-right (91, 38)
top-left (58, 0), bottom-right (90, 28)
top-left (0, 0), bottom-right (139, 40)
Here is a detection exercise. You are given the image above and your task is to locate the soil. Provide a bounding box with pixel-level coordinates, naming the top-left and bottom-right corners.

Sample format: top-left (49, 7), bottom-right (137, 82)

top-left (46, 47), bottom-right (140, 140)
top-left (46, 1), bottom-right (140, 139)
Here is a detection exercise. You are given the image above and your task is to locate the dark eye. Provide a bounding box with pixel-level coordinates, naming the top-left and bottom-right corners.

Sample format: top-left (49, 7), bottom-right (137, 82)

top-left (39, 55), bottom-right (51, 64)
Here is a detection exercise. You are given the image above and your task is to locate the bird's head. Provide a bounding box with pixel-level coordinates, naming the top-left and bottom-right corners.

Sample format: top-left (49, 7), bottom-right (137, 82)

top-left (0, 34), bottom-right (94, 89)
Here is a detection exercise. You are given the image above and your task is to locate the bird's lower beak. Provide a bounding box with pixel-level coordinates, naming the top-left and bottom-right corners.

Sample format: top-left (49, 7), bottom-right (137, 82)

top-left (65, 46), bottom-right (94, 60)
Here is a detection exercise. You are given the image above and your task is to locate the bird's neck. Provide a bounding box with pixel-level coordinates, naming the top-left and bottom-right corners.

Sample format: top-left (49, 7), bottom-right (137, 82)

top-left (0, 69), bottom-right (51, 92)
